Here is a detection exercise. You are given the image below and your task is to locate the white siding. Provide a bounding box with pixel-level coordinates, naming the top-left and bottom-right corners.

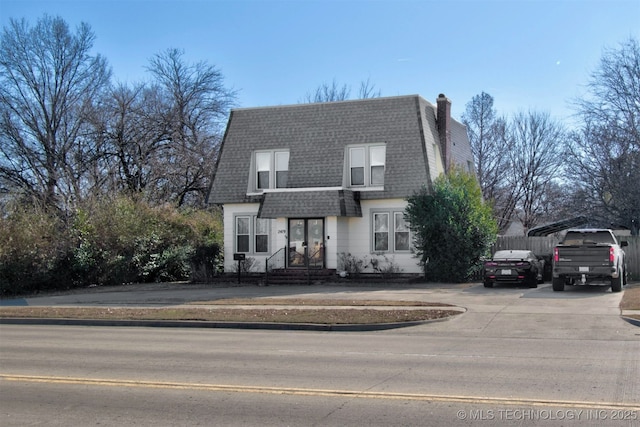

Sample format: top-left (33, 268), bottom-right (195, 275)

top-left (429, 142), bottom-right (445, 178)
top-left (222, 199), bottom-right (421, 274)
top-left (222, 203), bottom-right (272, 272)
top-left (419, 103), bottom-right (445, 182)
top-left (336, 217), bottom-right (349, 262)
top-left (344, 199), bottom-right (421, 274)
top-left (273, 218), bottom-right (288, 254)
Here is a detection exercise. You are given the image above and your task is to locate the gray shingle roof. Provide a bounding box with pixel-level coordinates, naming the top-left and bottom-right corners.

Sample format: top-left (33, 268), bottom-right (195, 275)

top-left (258, 190), bottom-right (362, 218)
top-left (210, 95), bottom-right (471, 205)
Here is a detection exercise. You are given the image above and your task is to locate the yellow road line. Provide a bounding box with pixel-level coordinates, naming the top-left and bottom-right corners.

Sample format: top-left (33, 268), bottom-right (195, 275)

top-left (2, 374), bottom-right (638, 410)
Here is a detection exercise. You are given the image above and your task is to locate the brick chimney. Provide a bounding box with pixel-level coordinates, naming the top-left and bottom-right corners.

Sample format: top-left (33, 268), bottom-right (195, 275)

top-left (436, 93), bottom-right (452, 173)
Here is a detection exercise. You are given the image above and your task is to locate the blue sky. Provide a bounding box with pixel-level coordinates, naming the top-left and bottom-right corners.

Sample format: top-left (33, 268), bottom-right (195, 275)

top-left (1, 0), bottom-right (639, 122)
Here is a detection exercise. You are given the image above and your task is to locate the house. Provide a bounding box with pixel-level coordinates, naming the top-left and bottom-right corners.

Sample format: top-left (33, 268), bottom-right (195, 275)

top-left (209, 94), bottom-right (475, 274)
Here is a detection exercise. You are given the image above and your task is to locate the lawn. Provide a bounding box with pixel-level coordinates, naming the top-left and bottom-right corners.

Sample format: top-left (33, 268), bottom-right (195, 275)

top-left (620, 283), bottom-right (640, 321)
top-left (0, 298), bottom-right (462, 325)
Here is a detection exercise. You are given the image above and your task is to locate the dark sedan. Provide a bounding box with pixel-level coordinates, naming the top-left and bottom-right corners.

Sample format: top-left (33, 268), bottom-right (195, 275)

top-left (483, 250), bottom-right (543, 288)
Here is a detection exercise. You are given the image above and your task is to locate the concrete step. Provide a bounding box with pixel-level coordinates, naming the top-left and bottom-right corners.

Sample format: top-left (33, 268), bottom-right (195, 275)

top-left (265, 269), bottom-right (336, 285)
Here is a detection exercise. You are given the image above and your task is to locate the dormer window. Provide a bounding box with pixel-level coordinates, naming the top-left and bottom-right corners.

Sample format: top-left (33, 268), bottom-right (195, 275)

top-left (347, 144), bottom-right (386, 187)
top-left (370, 146), bottom-right (385, 185)
top-left (254, 150), bottom-right (289, 191)
top-left (275, 151), bottom-right (289, 188)
top-left (256, 152), bottom-right (271, 189)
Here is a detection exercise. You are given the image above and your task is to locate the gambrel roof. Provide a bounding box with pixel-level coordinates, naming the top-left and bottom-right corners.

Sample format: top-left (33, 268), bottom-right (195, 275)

top-left (210, 94), bottom-right (473, 213)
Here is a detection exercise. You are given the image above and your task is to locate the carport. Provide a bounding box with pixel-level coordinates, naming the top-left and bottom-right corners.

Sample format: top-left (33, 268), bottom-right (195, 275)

top-left (527, 216), bottom-right (588, 237)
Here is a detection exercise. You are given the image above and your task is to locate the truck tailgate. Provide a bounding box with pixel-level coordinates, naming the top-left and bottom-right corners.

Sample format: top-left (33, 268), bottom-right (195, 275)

top-left (556, 246), bottom-right (610, 266)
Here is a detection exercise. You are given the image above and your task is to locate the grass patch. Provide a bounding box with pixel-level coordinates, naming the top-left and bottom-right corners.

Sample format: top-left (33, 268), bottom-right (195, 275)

top-left (620, 284), bottom-right (640, 310)
top-left (621, 283), bottom-right (640, 321)
top-left (0, 298), bottom-right (462, 324)
top-left (190, 298), bottom-right (454, 307)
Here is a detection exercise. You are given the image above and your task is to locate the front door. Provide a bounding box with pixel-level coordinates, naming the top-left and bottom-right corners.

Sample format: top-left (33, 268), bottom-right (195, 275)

top-left (288, 219), bottom-right (324, 268)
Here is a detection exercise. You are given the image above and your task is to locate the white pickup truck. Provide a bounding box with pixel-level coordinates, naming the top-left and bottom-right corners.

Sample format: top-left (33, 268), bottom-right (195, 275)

top-left (552, 229), bottom-right (628, 292)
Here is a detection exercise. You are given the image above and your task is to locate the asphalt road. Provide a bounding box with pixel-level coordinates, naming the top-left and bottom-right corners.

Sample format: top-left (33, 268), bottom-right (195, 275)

top-left (1, 282), bottom-right (639, 426)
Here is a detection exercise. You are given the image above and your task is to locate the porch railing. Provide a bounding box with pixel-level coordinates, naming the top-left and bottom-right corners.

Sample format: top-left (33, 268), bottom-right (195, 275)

top-left (264, 246), bottom-right (286, 286)
top-left (305, 245), bottom-right (325, 285)
top-left (264, 245), bottom-right (326, 285)
top-left (307, 245), bottom-right (324, 269)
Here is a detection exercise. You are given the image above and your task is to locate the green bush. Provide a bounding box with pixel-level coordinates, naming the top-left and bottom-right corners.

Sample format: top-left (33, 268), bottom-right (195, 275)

top-left (0, 196), bottom-right (223, 295)
top-left (405, 167), bottom-right (498, 282)
top-left (0, 204), bottom-right (74, 295)
top-left (190, 243), bottom-right (223, 282)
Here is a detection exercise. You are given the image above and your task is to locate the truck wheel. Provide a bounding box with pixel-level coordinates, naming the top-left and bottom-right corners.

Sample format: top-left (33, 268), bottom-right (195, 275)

top-left (611, 268), bottom-right (622, 293)
top-left (552, 277), bottom-right (564, 292)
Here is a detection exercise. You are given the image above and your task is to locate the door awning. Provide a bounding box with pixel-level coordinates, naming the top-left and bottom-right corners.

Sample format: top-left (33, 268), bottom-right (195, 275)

top-left (258, 189), bottom-right (362, 218)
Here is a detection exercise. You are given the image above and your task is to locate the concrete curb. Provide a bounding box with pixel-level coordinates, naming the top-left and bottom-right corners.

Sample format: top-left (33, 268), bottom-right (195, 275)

top-left (621, 316), bottom-right (640, 327)
top-left (620, 309), bottom-right (640, 327)
top-left (0, 314), bottom-right (458, 331)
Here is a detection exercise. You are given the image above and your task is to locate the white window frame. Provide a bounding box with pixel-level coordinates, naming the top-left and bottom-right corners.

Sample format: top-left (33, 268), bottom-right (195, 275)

top-left (393, 212), bottom-right (411, 252)
top-left (275, 151), bottom-right (289, 189)
top-left (254, 217), bottom-right (269, 253)
top-left (347, 144), bottom-right (386, 188)
top-left (255, 152), bottom-right (271, 190)
top-left (235, 216), bottom-right (251, 253)
top-left (371, 209), bottom-right (411, 253)
top-left (370, 146), bottom-right (385, 186)
top-left (253, 150), bottom-right (289, 191)
top-left (373, 212), bottom-right (389, 252)
top-left (235, 214), bottom-right (271, 254)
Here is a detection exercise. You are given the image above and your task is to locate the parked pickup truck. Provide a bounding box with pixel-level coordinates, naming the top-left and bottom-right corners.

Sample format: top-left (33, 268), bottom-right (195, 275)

top-left (552, 229), bottom-right (628, 292)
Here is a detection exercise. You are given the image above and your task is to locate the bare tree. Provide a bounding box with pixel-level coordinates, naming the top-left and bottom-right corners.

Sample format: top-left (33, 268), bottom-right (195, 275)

top-left (568, 37), bottom-right (640, 234)
top-left (301, 78), bottom-right (381, 103)
top-left (90, 82), bottom-right (170, 197)
top-left (462, 92), bottom-right (514, 232)
top-left (146, 48), bottom-right (236, 207)
top-left (509, 110), bottom-right (566, 233)
top-left (357, 77), bottom-right (382, 99)
top-left (302, 78), bottom-right (351, 103)
top-left (0, 15), bottom-right (111, 210)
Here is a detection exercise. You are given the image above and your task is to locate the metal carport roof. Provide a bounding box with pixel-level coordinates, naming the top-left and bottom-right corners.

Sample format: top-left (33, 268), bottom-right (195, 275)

top-left (527, 216), bottom-right (588, 237)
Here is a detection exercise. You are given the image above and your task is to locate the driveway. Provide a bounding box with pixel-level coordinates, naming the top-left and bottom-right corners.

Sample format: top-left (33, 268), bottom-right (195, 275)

top-left (400, 283), bottom-right (635, 340)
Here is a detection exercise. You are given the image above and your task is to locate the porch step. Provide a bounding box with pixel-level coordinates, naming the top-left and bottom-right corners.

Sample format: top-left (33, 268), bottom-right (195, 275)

top-left (265, 269), bottom-right (337, 285)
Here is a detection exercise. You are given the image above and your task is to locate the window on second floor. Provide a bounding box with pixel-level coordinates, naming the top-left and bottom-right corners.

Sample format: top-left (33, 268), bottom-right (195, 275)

top-left (348, 144), bottom-right (386, 188)
top-left (254, 150), bottom-right (289, 191)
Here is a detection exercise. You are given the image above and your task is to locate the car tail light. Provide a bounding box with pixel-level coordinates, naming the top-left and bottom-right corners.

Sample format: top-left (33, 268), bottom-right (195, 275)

top-left (485, 262), bottom-right (498, 267)
top-left (554, 247), bottom-right (559, 263)
top-left (610, 247), bottom-right (615, 263)
top-left (515, 261), bottom-right (529, 267)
